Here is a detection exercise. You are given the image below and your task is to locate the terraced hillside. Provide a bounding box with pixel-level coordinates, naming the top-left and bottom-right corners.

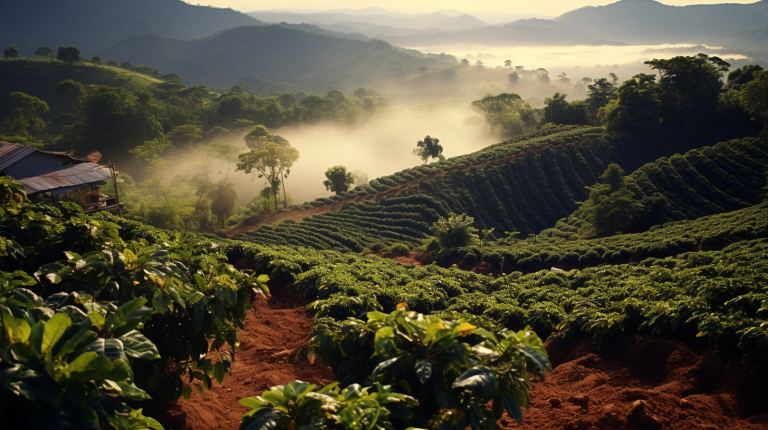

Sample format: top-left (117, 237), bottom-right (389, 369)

top-left (233, 128), bottom-right (757, 250)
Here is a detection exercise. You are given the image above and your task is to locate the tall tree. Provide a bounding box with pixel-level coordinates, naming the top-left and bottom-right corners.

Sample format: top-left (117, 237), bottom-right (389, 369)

top-left (3, 46), bottom-right (19, 59)
top-left (207, 179), bottom-right (237, 226)
top-left (7, 92), bottom-right (49, 142)
top-left (739, 70), bottom-right (768, 136)
top-left (645, 53), bottom-right (729, 129)
top-left (55, 80), bottom-right (86, 123)
top-left (504, 59), bottom-right (512, 68)
top-left (599, 74), bottom-right (662, 133)
top-left (585, 77), bottom-right (618, 122)
top-left (413, 135), bottom-right (444, 165)
top-left (544, 93), bottom-right (587, 125)
top-left (323, 165), bottom-right (354, 195)
top-left (236, 142), bottom-right (299, 211)
top-left (34, 47), bottom-right (54, 58)
top-left (57, 46), bottom-right (82, 63)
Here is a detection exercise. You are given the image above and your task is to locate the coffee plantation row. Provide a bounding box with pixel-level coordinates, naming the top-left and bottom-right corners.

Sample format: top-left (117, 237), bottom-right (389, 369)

top-left (233, 135), bottom-right (766, 252)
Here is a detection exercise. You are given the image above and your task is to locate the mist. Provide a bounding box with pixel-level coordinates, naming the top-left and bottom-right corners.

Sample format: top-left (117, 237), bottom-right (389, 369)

top-left (275, 104), bottom-right (496, 203)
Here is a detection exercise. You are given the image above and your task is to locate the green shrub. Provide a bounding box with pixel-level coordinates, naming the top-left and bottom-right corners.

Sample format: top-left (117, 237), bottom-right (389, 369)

top-left (304, 306), bottom-right (551, 429)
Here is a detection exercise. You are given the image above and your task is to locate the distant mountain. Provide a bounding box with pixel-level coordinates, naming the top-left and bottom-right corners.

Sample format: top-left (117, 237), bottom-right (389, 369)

top-left (321, 21), bottom-right (452, 38)
top-left (248, 10), bottom-right (489, 31)
top-left (0, 0), bottom-right (262, 55)
top-left (557, 0), bottom-right (768, 44)
top-left (100, 25), bottom-right (457, 89)
top-left (380, 19), bottom-right (623, 47)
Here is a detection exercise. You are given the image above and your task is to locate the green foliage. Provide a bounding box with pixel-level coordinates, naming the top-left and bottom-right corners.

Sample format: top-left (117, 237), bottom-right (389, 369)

top-left (237, 142), bottom-right (300, 211)
top-left (645, 53), bottom-right (730, 129)
top-left (3, 92), bottom-right (49, 142)
top-left (578, 164), bottom-right (643, 237)
top-left (324, 165), bottom-right (355, 195)
top-left (413, 135), bottom-right (444, 165)
top-left (599, 74), bottom-right (662, 133)
top-left (90, 55), bottom-right (103, 65)
top-left (430, 213), bottom-right (479, 251)
top-left (543, 93), bottom-right (589, 125)
top-left (239, 381), bottom-right (417, 430)
top-left (470, 93), bottom-right (537, 138)
top-left (0, 179), bottom-right (269, 427)
top-left (738, 70), bottom-right (768, 136)
top-left (57, 46), bottom-right (82, 63)
top-left (306, 307), bottom-right (551, 429)
top-left (585, 74), bottom-right (618, 121)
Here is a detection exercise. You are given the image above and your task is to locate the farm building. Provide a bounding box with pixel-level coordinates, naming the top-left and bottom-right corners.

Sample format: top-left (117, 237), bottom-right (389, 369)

top-left (0, 142), bottom-right (122, 213)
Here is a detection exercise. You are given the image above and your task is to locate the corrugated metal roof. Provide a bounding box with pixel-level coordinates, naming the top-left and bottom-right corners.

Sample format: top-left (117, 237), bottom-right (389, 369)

top-left (15, 163), bottom-right (112, 195)
top-left (0, 141), bottom-right (89, 173)
top-left (0, 143), bottom-right (37, 172)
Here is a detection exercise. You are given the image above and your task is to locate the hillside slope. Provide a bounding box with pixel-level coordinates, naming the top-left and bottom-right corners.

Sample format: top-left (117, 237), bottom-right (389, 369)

top-left (0, 59), bottom-right (162, 120)
top-left (0, 0), bottom-right (262, 55)
top-left (232, 129), bottom-right (756, 251)
top-left (99, 25), bottom-right (458, 88)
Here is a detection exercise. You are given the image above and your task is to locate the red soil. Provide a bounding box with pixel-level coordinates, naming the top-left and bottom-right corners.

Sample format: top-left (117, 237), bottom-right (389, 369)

top-left (374, 251), bottom-right (433, 266)
top-left (150, 284), bottom-right (334, 430)
top-left (509, 336), bottom-right (768, 430)
top-left (154, 280), bottom-right (768, 430)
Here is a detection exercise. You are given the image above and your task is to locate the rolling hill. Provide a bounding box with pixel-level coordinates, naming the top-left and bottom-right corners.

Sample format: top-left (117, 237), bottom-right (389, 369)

top-left (231, 127), bottom-right (756, 251)
top-left (99, 25), bottom-right (458, 88)
top-left (381, 18), bottom-right (623, 47)
top-left (0, 59), bottom-right (162, 120)
top-left (557, 0), bottom-right (768, 44)
top-left (0, 0), bottom-right (263, 55)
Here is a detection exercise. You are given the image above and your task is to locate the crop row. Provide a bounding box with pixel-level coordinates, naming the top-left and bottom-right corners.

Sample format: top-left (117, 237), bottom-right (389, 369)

top-left (250, 134), bottom-right (764, 252)
top-left (234, 195), bottom-right (449, 250)
top-left (474, 201), bottom-right (768, 272)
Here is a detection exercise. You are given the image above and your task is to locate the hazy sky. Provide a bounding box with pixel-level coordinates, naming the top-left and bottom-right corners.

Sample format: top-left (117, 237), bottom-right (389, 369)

top-left (189, 0), bottom-right (758, 16)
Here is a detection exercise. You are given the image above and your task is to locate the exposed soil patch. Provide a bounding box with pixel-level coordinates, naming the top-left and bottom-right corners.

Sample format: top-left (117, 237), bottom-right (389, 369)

top-left (507, 336), bottom-right (768, 430)
top-left (153, 277), bottom-right (767, 430)
top-left (374, 251), bottom-right (432, 266)
top-left (150, 284), bottom-right (334, 430)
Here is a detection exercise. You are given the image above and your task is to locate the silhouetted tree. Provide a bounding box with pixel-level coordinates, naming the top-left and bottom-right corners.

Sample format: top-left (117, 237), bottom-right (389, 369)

top-left (544, 93), bottom-right (589, 125)
top-left (599, 74), bottom-right (662, 133)
top-left (57, 46), bottom-right (81, 63)
top-left (34, 47), bottom-right (54, 58)
top-left (7, 92), bottom-right (49, 142)
top-left (585, 77), bottom-right (618, 122)
top-left (90, 55), bottom-right (102, 64)
top-left (413, 135), bottom-right (444, 165)
top-left (645, 53), bottom-right (729, 129)
top-left (323, 165), bottom-right (355, 195)
top-left (504, 59), bottom-right (512, 68)
top-left (55, 79), bottom-right (86, 122)
top-left (739, 70), bottom-right (768, 136)
top-left (4, 46), bottom-right (19, 59)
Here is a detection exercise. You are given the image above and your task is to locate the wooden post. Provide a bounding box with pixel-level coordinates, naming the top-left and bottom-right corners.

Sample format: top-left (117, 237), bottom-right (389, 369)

top-left (109, 160), bottom-right (122, 216)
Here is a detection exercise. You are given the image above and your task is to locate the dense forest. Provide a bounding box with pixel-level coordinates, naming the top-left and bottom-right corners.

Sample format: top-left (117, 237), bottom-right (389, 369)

top-left (2, 2), bottom-right (768, 428)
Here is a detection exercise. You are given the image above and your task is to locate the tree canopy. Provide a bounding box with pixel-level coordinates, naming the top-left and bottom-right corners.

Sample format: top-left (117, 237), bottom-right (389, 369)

top-left (57, 46), bottom-right (82, 63)
top-left (4, 46), bottom-right (20, 59)
top-left (599, 74), bottom-right (662, 133)
top-left (236, 142), bottom-right (299, 211)
top-left (579, 163), bottom-right (643, 237)
top-left (323, 165), bottom-right (355, 195)
top-left (645, 53), bottom-right (729, 129)
top-left (413, 135), bottom-right (444, 165)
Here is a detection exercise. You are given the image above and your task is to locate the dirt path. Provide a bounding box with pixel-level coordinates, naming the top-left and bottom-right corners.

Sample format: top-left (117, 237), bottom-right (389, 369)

top-left (152, 280), bottom-right (767, 430)
top-left (151, 285), bottom-right (334, 430)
